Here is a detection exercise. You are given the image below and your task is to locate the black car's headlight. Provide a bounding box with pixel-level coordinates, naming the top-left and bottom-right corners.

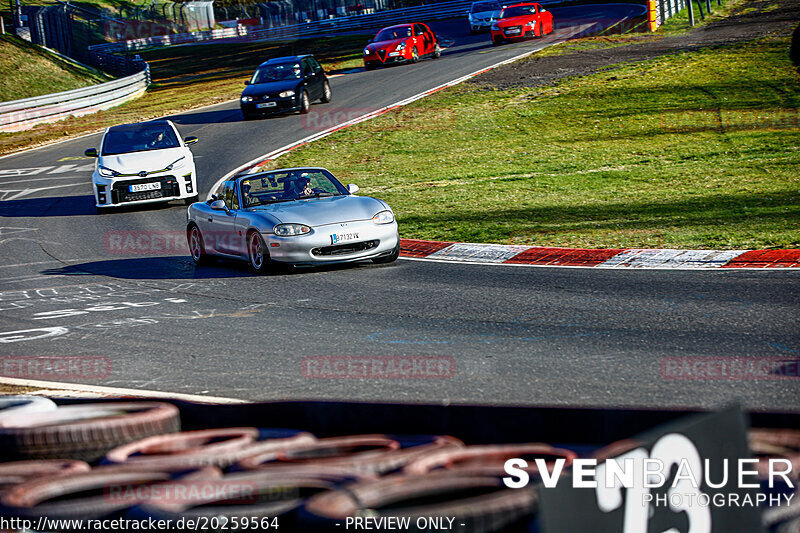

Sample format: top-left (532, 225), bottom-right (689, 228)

top-left (241, 96), bottom-right (254, 103)
top-left (274, 223), bottom-right (312, 236)
top-left (372, 210), bottom-right (394, 224)
top-left (279, 90), bottom-right (295, 98)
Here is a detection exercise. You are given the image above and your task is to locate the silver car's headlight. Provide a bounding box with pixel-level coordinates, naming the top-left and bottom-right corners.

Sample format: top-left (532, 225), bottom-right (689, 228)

top-left (98, 165), bottom-right (119, 177)
top-left (372, 210), bottom-right (394, 224)
top-left (241, 96), bottom-right (254, 103)
top-left (274, 223), bottom-right (311, 236)
top-left (279, 90), bottom-right (295, 98)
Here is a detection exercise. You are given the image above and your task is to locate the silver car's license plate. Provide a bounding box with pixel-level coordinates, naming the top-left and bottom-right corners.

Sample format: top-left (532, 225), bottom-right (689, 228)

top-left (330, 232), bottom-right (359, 245)
top-left (256, 102), bottom-right (277, 108)
top-left (129, 182), bottom-right (161, 192)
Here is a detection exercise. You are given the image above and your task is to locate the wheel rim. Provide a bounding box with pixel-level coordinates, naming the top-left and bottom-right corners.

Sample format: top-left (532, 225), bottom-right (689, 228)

top-left (249, 233), bottom-right (263, 269)
top-left (302, 92), bottom-right (309, 111)
top-left (190, 228), bottom-right (202, 261)
top-left (412, 48), bottom-right (418, 62)
top-left (324, 82), bottom-right (331, 99)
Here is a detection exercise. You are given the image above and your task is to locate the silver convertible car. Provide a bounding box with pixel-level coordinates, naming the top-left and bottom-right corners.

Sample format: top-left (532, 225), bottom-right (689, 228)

top-left (186, 167), bottom-right (400, 272)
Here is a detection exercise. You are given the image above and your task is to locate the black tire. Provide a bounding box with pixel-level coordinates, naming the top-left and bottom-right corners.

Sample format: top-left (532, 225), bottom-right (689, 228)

top-left (96, 205), bottom-right (111, 215)
top-left (242, 111), bottom-right (256, 121)
top-left (493, 37), bottom-right (504, 46)
top-left (184, 194), bottom-right (199, 206)
top-left (372, 242), bottom-right (400, 264)
top-left (247, 231), bottom-right (272, 274)
top-left (0, 402), bottom-right (181, 462)
top-left (320, 80), bottom-right (332, 103)
top-left (433, 43), bottom-right (442, 58)
top-left (365, 62), bottom-right (376, 71)
top-left (299, 90), bottom-right (311, 114)
top-left (411, 47), bottom-right (419, 63)
top-left (0, 460), bottom-right (90, 492)
top-left (187, 224), bottom-right (213, 266)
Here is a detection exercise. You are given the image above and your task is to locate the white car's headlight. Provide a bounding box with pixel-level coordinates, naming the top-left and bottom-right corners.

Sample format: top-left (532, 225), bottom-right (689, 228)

top-left (372, 210), bottom-right (394, 225)
top-left (98, 165), bottom-right (119, 177)
top-left (167, 156), bottom-right (186, 170)
top-left (279, 90), bottom-right (295, 98)
top-left (241, 96), bottom-right (254, 103)
top-left (396, 42), bottom-right (406, 51)
top-left (274, 223), bottom-right (311, 236)
top-left (363, 48), bottom-right (371, 55)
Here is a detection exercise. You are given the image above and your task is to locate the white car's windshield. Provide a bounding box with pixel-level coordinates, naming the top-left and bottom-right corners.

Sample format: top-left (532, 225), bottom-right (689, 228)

top-left (251, 63), bottom-right (302, 84)
top-left (240, 170), bottom-right (349, 207)
top-left (102, 124), bottom-right (180, 156)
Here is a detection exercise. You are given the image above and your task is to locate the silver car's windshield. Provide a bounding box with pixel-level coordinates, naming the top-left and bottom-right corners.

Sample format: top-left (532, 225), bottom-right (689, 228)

top-left (472, 2), bottom-right (500, 12)
top-left (241, 170), bottom-right (348, 207)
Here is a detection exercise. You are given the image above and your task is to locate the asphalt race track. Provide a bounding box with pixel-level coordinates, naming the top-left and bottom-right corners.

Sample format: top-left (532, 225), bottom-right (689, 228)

top-left (0, 6), bottom-right (798, 410)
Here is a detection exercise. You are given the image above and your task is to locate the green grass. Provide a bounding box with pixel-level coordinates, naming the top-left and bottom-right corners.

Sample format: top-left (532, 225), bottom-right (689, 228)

top-left (0, 35), bottom-right (369, 155)
top-left (265, 35), bottom-right (800, 250)
top-left (0, 35), bottom-right (109, 102)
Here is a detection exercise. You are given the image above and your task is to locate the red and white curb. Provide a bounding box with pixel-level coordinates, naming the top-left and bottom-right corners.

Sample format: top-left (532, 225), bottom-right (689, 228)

top-left (399, 239), bottom-right (800, 269)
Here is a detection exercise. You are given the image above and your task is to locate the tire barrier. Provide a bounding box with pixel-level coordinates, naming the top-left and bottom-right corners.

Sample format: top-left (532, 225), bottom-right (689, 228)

top-left (0, 460), bottom-right (91, 493)
top-left (403, 443), bottom-right (577, 477)
top-left (0, 396), bottom-right (57, 421)
top-left (237, 434), bottom-right (463, 475)
top-left (0, 402), bottom-right (180, 462)
top-left (0, 465), bottom-right (221, 520)
top-left (128, 469), bottom-right (363, 530)
top-left (302, 473), bottom-right (538, 533)
top-left (751, 429), bottom-right (800, 480)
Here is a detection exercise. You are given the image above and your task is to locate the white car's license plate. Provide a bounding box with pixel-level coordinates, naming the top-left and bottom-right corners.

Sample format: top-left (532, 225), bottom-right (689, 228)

top-left (330, 232), bottom-right (359, 245)
top-left (256, 102), bottom-right (277, 108)
top-left (506, 28), bottom-right (521, 34)
top-left (129, 182), bottom-right (161, 192)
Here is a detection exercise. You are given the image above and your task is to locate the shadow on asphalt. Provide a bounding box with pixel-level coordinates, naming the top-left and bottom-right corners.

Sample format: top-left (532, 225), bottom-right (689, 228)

top-left (40, 255), bottom-right (394, 280)
top-left (170, 109), bottom-right (245, 126)
top-left (0, 195), bottom-right (189, 218)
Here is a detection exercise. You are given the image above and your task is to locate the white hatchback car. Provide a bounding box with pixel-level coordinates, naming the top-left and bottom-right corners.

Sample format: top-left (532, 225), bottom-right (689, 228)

top-left (85, 120), bottom-right (199, 213)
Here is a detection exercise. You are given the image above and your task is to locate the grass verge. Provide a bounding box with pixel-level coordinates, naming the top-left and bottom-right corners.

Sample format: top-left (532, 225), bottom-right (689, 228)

top-left (0, 34), bottom-right (369, 156)
top-left (265, 35), bottom-right (800, 250)
top-left (0, 35), bottom-right (109, 102)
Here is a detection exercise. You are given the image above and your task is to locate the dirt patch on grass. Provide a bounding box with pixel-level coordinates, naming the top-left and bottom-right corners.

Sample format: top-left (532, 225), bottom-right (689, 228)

top-left (471, 0), bottom-right (800, 90)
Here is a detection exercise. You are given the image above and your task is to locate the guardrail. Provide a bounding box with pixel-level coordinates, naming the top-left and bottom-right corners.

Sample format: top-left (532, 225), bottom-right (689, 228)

top-left (0, 65), bottom-right (150, 133)
top-left (88, 0), bottom-right (558, 53)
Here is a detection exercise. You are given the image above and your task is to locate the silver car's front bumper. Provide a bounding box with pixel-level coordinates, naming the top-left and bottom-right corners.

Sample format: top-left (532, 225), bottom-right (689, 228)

top-left (264, 220), bottom-right (399, 264)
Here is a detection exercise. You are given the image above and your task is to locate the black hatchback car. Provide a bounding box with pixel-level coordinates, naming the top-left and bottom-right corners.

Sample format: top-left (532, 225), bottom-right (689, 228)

top-left (240, 55), bottom-right (332, 119)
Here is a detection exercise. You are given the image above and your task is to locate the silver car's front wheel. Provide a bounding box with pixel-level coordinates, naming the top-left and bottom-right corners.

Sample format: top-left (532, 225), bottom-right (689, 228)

top-left (248, 231), bottom-right (270, 273)
top-left (188, 225), bottom-right (212, 265)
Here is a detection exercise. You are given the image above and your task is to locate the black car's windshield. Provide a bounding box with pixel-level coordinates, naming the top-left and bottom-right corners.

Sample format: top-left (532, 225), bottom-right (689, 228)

top-left (472, 2), bottom-right (500, 12)
top-left (502, 5), bottom-right (537, 17)
top-left (240, 170), bottom-right (349, 207)
top-left (251, 63), bottom-right (302, 84)
top-left (374, 26), bottom-right (412, 41)
top-left (102, 124), bottom-right (180, 156)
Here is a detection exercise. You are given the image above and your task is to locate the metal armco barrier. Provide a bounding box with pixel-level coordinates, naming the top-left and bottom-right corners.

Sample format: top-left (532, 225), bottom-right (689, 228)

top-left (0, 65), bottom-right (150, 133)
top-left (88, 0), bottom-right (559, 53)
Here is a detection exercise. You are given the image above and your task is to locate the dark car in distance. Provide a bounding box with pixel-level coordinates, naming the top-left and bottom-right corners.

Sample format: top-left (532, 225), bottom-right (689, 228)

top-left (240, 55), bottom-right (332, 119)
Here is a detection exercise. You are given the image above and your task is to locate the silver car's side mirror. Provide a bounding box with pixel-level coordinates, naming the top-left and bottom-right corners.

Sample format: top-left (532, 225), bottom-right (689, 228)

top-left (347, 184), bottom-right (359, 194)
top-left (210, 200), bottom-right (227, 210)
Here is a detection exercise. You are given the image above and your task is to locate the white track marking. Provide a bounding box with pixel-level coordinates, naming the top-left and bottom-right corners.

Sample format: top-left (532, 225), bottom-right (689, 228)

top-left (0, 182), bottom-right (87, 201)
top-left (0, 176), bottom-right (88, 185)
top-left (428, 243), bottom-right (531, 263)
top-left (0, 377), bottom-right (248, 403)
top-left (598, 249), bottom-right (749, 269)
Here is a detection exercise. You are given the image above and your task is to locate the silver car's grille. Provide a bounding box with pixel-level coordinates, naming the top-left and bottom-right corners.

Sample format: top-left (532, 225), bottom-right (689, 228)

top-left (312, 240), bottom-right (378, 257)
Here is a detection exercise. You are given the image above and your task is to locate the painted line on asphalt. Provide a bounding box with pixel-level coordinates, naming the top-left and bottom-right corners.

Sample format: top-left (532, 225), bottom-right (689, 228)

top-left (207, 36), bottom-right (571, 198)
top-left (0, 376), bottom-right (248, 404)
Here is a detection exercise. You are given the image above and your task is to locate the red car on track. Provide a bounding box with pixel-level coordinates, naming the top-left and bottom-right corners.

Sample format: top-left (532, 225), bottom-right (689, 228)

top-left (363, 23), bottom-right (442, 70)
top-left (490, 2), bottom-right (553, 46)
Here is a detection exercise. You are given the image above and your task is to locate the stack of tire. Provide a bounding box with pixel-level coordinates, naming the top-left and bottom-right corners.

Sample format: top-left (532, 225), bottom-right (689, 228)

top-left (1, 396), bottom-right (798, 532)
